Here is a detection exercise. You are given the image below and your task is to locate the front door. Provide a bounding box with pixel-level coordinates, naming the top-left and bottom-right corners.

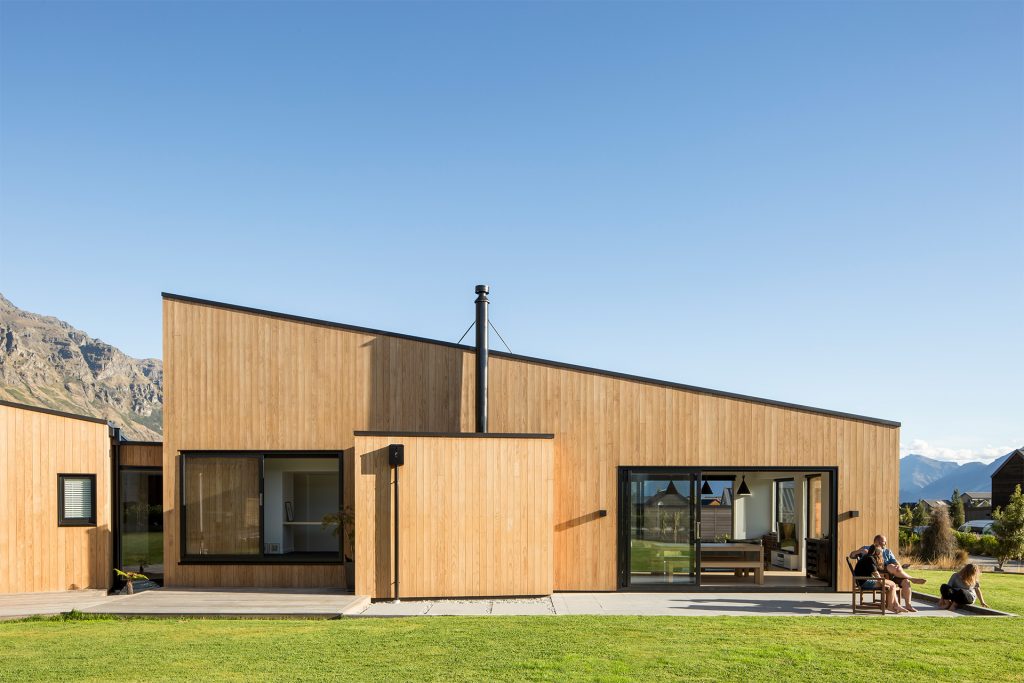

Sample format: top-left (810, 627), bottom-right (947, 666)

top-left (619, 470), bottom-right (699, 588)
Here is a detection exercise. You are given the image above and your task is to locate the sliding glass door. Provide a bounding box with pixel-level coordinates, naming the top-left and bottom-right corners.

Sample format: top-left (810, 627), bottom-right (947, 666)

top-left (119, 468), bottom-right (163, 578)
top-left (621, 471), bottom-right (698, 587)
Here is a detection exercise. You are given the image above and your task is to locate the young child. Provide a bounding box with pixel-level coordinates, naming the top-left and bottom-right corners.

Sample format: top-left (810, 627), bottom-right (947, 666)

top-left (939, 564), bottom-right (989, 610)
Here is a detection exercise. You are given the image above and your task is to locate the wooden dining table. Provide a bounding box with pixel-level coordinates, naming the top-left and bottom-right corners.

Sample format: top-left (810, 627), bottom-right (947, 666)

top-left (699, 542), bottom-right (765, 585)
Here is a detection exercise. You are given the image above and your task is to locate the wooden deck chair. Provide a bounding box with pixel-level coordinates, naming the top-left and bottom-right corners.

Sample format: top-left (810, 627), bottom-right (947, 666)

top-left (847, 556), bottom-right (900, 614)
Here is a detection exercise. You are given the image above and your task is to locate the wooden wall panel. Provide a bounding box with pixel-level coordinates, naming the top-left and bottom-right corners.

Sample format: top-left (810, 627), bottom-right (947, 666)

top-left (120, 443), bottom-right (162, 468)
top-left (0, 404), bottom-right (112, 593)
top-left (164, 297), bottom-right (899, 593)
top-left (354, 435), bottom-right (554, 599)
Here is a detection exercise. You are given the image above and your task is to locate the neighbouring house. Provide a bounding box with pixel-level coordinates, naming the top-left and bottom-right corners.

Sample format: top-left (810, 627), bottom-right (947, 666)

top-left (959, 491), bottom-right (993, 522)
top-left (2, 287), bottom-right (902, 597)
top-left (992, 448), bottom-right (1024, 513)
top-left (919, 499), bottom-right (950, 516)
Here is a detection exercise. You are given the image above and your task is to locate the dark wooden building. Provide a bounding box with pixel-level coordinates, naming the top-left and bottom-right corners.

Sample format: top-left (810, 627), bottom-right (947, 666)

top-left (992, 449), bottom-right (1024, 512)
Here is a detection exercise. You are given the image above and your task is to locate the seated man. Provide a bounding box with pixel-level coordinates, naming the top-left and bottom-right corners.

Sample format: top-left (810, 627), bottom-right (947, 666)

top-left (850, 534), bottom-right (925, 612)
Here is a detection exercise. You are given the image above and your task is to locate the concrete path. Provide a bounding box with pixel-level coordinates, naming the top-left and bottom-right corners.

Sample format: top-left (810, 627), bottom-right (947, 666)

top-left (356, 592), bottom-right (963, 617)
top-left (79, 587), bottom-right (369, 618)
top-left (1, 589), bottom-right (974, 620)
top-left (0, 590), bottom-right (117, 620)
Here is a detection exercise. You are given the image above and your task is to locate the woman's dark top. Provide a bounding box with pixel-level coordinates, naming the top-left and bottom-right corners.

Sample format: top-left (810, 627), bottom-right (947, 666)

top-left (854, 553), bottom-right (880, 579)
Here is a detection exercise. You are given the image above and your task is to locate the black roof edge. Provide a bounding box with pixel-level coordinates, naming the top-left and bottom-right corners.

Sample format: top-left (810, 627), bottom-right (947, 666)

top-left (355, 431), bottom-right (555, 439)
top-left (118, 440), bottom-right (164, 446)
top-left (0, 399), bottom-right (109, 425)
top-left (162, 292), bottom-right (902, 429)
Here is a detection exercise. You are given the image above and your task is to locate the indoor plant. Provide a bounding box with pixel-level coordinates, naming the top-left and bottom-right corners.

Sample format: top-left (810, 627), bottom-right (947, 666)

top-left (322, 506), bottom-right (355, 590)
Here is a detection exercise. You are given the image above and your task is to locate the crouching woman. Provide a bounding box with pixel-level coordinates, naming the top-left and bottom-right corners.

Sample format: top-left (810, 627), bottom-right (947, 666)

top-left (939, 564), bottom-right (989, 610)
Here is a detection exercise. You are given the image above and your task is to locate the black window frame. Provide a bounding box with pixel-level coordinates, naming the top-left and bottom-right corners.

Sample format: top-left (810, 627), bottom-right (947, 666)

top-left (178, 450), bottom-right (344, 565)
top-left (58, 473), bottom-right (97, 527)
top-left (805, 473), bottom-right (823, 540)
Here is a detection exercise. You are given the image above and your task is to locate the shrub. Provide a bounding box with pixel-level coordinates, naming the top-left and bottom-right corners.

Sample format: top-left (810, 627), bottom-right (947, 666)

top-left (976, 534), bottom-right (1000, 558)
top-left (898, 528), bottom-right (920, 556)
top-left (954, 531), bottom-right (978, 554)
top-left (992, 484), bottom-right (1024, 570)
top-left (920, 506), bottom-right (956, 563)
top-left (954, 548), bottom-right (969, 566)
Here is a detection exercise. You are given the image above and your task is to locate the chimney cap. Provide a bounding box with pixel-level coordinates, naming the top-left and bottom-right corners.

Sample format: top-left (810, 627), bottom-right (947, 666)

top-left (475, 284), bottom-right (489, 294)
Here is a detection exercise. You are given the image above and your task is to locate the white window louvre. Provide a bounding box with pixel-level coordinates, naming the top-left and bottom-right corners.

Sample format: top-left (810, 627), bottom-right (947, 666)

top-left (63, 477), bottom-right (93, 519)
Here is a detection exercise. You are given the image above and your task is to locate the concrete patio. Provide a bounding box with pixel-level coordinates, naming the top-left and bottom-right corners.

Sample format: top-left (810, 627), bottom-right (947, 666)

top-left (1, 589), bottom-right (984, 620)
top-left (0, 590), bottom-right (114, 620)
top-left (356, 592), bottom-right (967, 617)
top-left (81, 587), bottom-right (369, 618)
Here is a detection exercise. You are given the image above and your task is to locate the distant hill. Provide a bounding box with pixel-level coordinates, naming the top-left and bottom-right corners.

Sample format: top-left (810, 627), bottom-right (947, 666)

top-left (899, 452), bottom-right (1012, 504)
top-left (0, 293), bottom-right (162, 440)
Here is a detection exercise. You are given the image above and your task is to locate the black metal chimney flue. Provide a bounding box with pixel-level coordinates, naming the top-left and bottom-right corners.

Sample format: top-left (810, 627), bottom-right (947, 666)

top-left (474, 285), bottom-right (489, 433)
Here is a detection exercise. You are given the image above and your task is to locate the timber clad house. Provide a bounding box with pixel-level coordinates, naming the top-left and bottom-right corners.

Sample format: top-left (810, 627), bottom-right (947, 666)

top-left (1, 287), bottom-right (902, 597)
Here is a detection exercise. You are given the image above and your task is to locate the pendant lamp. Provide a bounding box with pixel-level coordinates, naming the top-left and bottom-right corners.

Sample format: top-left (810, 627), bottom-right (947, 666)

top-left (701, 479), bottom-right (713, 495)
top-left (736, 475), bottom-right (751, 496)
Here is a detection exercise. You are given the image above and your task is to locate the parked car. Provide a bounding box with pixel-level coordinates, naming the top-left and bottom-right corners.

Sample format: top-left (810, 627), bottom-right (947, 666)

top-left (957, 520), bottom-right (995, 535)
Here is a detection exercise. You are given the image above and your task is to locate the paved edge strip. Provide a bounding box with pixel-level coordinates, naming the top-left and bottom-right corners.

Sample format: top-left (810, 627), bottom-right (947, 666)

top-left (913, 592), bottom-right (1016, 617)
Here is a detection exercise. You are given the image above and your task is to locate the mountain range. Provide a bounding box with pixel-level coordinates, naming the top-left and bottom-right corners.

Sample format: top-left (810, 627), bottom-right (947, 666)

top-left (899, 452), bottom-right (1012, 503)
top-left (0, 294), bottom-right (162, 440)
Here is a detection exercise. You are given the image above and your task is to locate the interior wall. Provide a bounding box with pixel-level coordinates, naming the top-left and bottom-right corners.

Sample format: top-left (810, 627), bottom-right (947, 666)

top-left (733, 475), bottom-right (773, 540)
top-left (262, 458), bottom-right (338, 554)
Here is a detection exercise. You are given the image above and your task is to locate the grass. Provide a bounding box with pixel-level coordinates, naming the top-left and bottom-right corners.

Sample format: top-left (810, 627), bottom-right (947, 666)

top-left (1, 615), bottom-right (1022, 682)
top-left (120, 531), bottom-right (163, 569)
top-left (908, 568), bottom-right (1024, 614)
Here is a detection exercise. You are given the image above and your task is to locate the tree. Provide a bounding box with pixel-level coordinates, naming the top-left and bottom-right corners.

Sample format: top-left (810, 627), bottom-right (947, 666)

top-left (950, 488), bottom-right (965, 529)
top-left (912, 501), bottom-right (927, 527)
top-left (919, 505), bottom-right (956, 563)
top-left (991, 485), bottom-right (1024, 571)
top-left (899, 504), bottom-right (913, 527)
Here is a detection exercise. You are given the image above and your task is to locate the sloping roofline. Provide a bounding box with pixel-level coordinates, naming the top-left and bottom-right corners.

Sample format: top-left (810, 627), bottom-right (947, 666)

top-left (0, 399), bottom-right (109, 425)
top-left (991, 449), bottom-right (1024, 479)
top-left (162, 292), bottom-right (902, 428)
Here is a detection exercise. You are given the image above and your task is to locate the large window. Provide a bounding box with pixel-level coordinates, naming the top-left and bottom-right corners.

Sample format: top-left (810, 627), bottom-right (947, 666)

top-left (180, 452), bottom-right (341, 562)
top-left (58, 474), bottom-right (96, 526)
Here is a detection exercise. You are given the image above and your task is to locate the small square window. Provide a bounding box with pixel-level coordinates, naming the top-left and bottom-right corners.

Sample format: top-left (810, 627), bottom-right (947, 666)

top-left (58, 474), bottom-right (96, 526)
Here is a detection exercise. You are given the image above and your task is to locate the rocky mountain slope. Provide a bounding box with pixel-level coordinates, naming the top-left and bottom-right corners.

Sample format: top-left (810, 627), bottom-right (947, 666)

top-left (0, 294), bottom-right (162, 440)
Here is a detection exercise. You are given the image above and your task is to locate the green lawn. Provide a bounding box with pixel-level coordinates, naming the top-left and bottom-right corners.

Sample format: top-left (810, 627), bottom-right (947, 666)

top-left (910, 568), bottom-right (1024, 615)
top-left (120, 531), bottom-right (163, 569)
top-left (1, 615), bottom-right (1022, 682)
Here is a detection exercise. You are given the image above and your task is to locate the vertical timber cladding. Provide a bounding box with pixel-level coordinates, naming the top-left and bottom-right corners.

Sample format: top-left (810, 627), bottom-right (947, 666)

top-left (119, 443), bottom-right (162, 468)
top-left (163, 295), bottom-right (899, 592)
top-left (354, 434), bottom-right (554, 599)
top-left (0, 402), bottom-right (113, 593)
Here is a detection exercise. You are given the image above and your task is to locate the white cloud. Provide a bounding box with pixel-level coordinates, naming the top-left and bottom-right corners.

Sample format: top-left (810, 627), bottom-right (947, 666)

top-left (899, 439), bottom-right (1020, 464)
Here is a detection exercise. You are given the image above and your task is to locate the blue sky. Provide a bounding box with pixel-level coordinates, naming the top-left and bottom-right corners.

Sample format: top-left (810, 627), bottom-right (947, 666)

top-left (1, 1), bottom-right (1021, 463)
